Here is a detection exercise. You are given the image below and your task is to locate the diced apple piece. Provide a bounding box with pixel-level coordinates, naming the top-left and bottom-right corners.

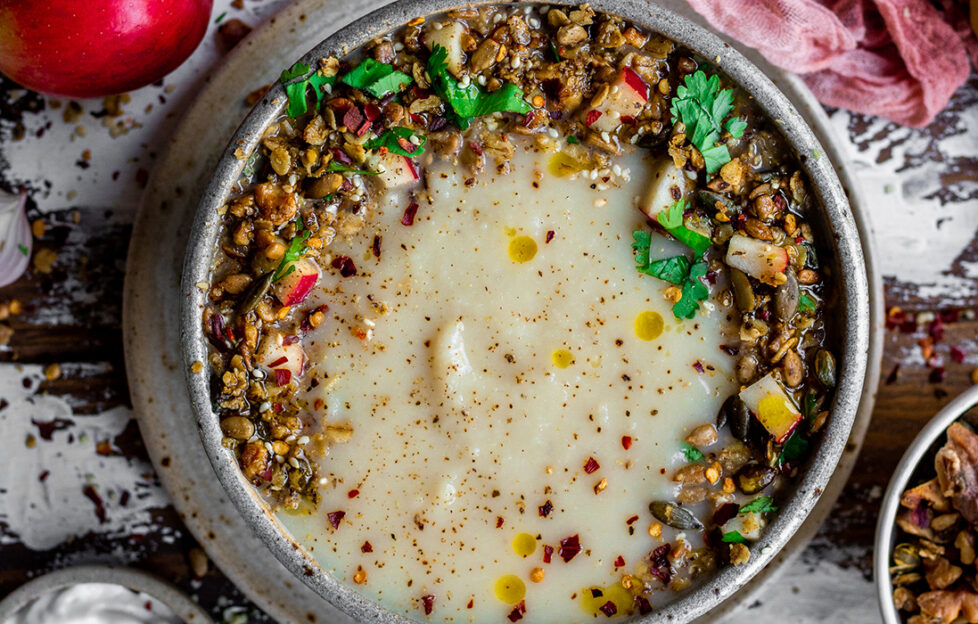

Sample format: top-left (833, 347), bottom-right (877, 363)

top-left (377, 153), bottom-right (420, 189)
top-left (586, 66), bottom-right (649, 133)
top-left (273, 257), bottom-right (320, 306)
top-left (722, 511), bottom-right (765, 541)
top-left (257, 330), bottom-right (306, 383)
top-left (423, 20), bottom-right (467, 77)
top-left (739, 373), bottom-right (801, 444)
top-left (637, 158), bottom-right (691, 221)
top-left (725, 234), bottom-right (789, 286)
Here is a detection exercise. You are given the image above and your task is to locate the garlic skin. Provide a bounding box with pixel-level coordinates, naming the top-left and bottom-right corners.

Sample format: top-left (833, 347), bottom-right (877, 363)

top-left (0, 188), bottom-right (31, 288)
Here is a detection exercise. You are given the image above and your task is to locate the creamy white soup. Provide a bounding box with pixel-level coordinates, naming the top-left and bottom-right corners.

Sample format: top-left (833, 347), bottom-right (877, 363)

top-left (277, 141), bottom-right (739, 622)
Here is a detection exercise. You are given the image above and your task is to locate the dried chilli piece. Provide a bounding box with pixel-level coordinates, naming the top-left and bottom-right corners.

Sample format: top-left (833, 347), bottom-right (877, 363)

top-left (327, 510), bottom-right (345, 529)
top-left (649, 543), bottom-right (673, 584)
top-left (507, 600), bottom-right (526, 622)
top-left (274, 368), bottom-right (292, 386)
top-left (545, 230), bottom-right (555, 243)
top-left (538, 500), bottom-right (553, 518)
top-left (559, 534), bottom-right (582, 562)
top-left (372, 235), bottom-right (382, 258)
top-left (401, 202), bottom-right (419, 226)
top-left (621, 435), bottom-right (633, 450)
top-left (635, 596), bottom-right (653, 615)
top-left (421, 595), bottom-right (434, 615)
top-left (361, 541), bottom-right (373, 553)
top-left (613, 555), bottom-right (625, 568)
top-left (347, 489), bottom-right (360, 498)
top-left (583, 457), bottom-right (600, 474)
top-left (542, 545), bottom-right (553, 564)
top-left (331, 256), bottom-right (357, 277)
top-left (496, 516), bottom-right (504, 528)
top-left (599, 601), bottom-right (618, 617)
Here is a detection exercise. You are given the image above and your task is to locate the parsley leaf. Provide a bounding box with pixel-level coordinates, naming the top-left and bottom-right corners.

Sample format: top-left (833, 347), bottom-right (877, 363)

top-left (326, 162), bottom-right (379, 176)
top-left (280, 62), bottom-right (336, 117)
top-left (17, 244), bottom-right (28, 257)
top-left (272, 217), bottom-right (312, 282)
top-left (341, 59), bottom-right (412, 98)
top-left (802, 393), bottom-right (820, 423)
top-left (656, 199), bottom-right (712, 257)
top-left (681, 443), bottom-right (704, 462)
top-left (632, 230), bottom-right (692, 285)
top-left (721, 531), bottom-right (747, 544)
top-left (777, 432), bottom-right (811, 467)
top-left (669, 70), bottom-right (746, 174)
top-left (798, 293), bottom-right (817, 312)
top-left (427, 44), bottom-right (531, 129)
top-left (365, 127), bottom-right (427, 157)
top-left (567, 136), bottom-right (580, 145)
top-left (739, 496), bottom-right (778, 515)
top-left (672, 260), bottom-right (709, 320)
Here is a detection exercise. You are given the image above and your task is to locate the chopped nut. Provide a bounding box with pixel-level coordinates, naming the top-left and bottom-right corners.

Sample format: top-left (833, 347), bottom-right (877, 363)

top-left (189, 547), bottom-right (209, 578)
top-left (354, 566), bottom-right (367, 584)
top-left (729, 543), bottom-right (750, 565)
top-left (594, 477), bottom-right (607, 494)
top-left (685, 424), bottom-right (717, 447)
top-left (530, 567), bottom-right (544, 583)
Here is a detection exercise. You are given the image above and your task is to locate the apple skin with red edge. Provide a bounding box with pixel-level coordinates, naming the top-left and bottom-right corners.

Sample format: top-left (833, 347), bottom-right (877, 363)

top-left (274, 257), bottom-right (321, 306)
top-left (0, 0), bottom-right (213, 98)
top-left (587, 66), bottom-right (649, 133)
top-left (725, 234), bottom-right (789, 286)
top-left (257, 331), bottom-right (305, 382)
top-left (739, 373), bottom-right (802, 444)
top-left (378, 153), bottom-right (420, 189)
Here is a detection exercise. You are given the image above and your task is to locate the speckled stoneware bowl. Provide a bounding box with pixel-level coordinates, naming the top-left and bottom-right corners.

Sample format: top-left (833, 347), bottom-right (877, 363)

top-left (0, 565), bottom-right (213, 623)
top-left (181, 0), bottom-right (871, 621)
top-left (875, 385), bottom-right (978, 623)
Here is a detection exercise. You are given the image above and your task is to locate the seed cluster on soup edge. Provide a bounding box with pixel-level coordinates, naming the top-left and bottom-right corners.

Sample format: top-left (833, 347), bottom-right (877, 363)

top-left (195, 3), bottom-right (838, 620)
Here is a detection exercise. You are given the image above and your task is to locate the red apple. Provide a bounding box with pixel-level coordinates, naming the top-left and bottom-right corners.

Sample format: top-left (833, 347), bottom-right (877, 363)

top-left (274, 257), bottom-right (321, 306)
top-left (586, 66), bottom-right (649, 133)
top-left (257, 331), bottom-right (306, 382)
top-left (0, 0), bottom-right (213, 98)
top-left (739, 374), bottom-right (801, 444)
top-left (725, 234), bottom-right (789, 286)
top-left (377, 153), bottom-right (420, 189)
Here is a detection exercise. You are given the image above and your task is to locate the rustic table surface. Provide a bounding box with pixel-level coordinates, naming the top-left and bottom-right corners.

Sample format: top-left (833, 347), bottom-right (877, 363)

top-left (1, 1), bottom-right (976, 622)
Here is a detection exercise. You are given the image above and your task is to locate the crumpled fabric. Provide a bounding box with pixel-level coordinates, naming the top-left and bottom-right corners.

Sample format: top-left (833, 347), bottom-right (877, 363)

top-left (685, 0), bottom-right (978, 127)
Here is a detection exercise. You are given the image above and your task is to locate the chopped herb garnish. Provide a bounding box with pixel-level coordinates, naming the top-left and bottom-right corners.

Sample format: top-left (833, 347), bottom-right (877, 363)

top-left (566, 136), bottom-right (580, 145)
top-left (549, 41), bottom-right (561, 62)
top-left (215, 11), bottom-right (227, 23)
top-left (721, 530), bottom-right (747, 544)
top-left (670, 70), bottom-right (746, 174)
top-left (341, 59), bottom-right (412, 98)
top-left (272, 217), bottom-right (311, 282)
top-left (803, 393), bottom-right (819, 423)
top-left (17, 244), bottom-right (28, 257)
top-left (777, 431), bottom-right (811, 466)
top-left (241, 152), bottom-right (259, 179)
top-left (681, 443), bottom-right (704, 462)
top-left (325, 161), bottom-right (379, 176)
top-left (739, 496), bottom-right (778, 514)
top-left (427, 44), bottom-right (531, 129)
top-left (280, 62), bottom-right (336, 117)
top-left (365, 127), bottom-right (427, 157)
top-left (672, 260), bottom-right (709, 320)
top-left (632, 230), bottom-right (690, 285)
top-left (798, 293), bottom-right (817, 312)
top-left (656, 198), bottom-right (712, 257)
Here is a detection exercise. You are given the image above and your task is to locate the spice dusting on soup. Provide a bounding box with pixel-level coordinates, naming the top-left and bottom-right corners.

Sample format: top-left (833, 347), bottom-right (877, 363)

top-left (202, 3), bottom-right (837, 621)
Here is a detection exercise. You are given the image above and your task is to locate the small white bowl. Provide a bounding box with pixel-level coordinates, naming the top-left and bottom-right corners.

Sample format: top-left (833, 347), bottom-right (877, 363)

top-left (0, 565), bottom-right (213, 623)
top-left (874, 384), bottom-right (978, 622)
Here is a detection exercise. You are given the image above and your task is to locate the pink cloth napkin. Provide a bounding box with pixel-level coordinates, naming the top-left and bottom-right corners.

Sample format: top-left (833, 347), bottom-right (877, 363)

top-left (685, 0), bottom-right (978, 127)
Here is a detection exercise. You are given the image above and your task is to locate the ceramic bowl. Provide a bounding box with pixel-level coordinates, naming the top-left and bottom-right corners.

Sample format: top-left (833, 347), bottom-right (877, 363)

top-left (181, 1), bottom-right (871, 621)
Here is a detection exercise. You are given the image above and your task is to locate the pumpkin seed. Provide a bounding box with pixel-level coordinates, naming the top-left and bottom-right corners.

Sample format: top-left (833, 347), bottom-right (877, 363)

top-left (730, 268), bottom-right (755, 312)
top-left (815, 349), bottom-right (836, 387)
top-left (774, 271), bottom-right (799, 320)
top-left (718, 394), bottom-right (752, 443)
top-left (649, 500), bottom-right (704, 531)
top-left (736, 463), bottom-right (775, 494)
top-left (238, 271), bottom-right (274, 316)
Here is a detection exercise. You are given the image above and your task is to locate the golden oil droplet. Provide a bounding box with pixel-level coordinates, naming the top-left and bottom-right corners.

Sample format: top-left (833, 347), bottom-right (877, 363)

top-left (494, 575), bottom-right (526, 604)
top-left (548, 152), bottom-right (584, 177)
top-left (512, 532), bottom-right (537, 557)
top-left (634, 310), bottom-right (664, 341)
top-left (508, 235), bottom-right (538, 263)
top-left (551, 349), bottom-right (574, 369)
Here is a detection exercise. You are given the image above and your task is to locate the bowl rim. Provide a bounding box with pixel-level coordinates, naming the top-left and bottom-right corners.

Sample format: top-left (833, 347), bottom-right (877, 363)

top-left (0, 565), bottom-right (214, 623)
top-left (874, 384), bottom-right (978, 623)
top-left (180, 0), bottom-right (871, 621)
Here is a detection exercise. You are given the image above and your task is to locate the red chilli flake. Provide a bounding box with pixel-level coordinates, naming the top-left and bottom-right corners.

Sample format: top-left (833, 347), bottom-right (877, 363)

top-left (282, 334), bottom-right (300, 346)
top-left (621, 436), bottom-right (633, 450)
top-left (692, 361), bottom-right (704, 373)
top-left (401, 202), bottom-right (419, 226)
top-left (507, 600), bottom-right (526, 622)
top-left (951, 346), bottom-right (966, 363)
top-left (39, 470), bottom-right (50, 482)
top-left (372, 235), bottom-right (382, 258)
top-left (625, 515), bottom-right (639, 525)
top-left (648, 543), bottom-right (673, 584)
top-left (82, 485), bottom-right (107, 524)
top-left (599, 601), bottom-right (618, 617)
top-left (361, 541), bottom-right (373, 553)
top-left (613, 555), bottom-right (625, 568)
top-left (267, 356), bottom-right (288, 368)
top-left (496, 516), bottom-right (505, 529)
top-left (585, 109), bottom-right (602, 126)
top-left (538, 500), bottom-right (554, 517)
top-left (331, 256), bottom-right (357, 277)
top-left (421, 595), bottom-right (435, 615)
top-left (635, 596), bottom-right (653, 615)
top-left (542, 545), bottom-right (554, 564)
top-left (466, 599), bottom-right (474, 609)
top-left (558, 534), bottom-right (582, 562)
top-left (347, 489), bottom-right (360, 498)
top-left (327, 511), bottom-right (345, 529)
top-left (274, 368), bottom-right (292, 386)
top-left (583, 457), bottom-right (600, 474)
top-left (545, 230), bottom-right (555, 243)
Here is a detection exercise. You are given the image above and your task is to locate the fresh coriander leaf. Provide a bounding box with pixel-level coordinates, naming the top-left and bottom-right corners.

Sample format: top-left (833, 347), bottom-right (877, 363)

top-left (307, 72), bottom-right (335, 104)
top-left (669, 70), bottom-right (745, 174)
top-left (272, 217), bottom-right (311, 282)
top-left (778, 432), bottom-right (811, 466)
top-left (365, 127), bottom-right (427, 157)
top-left (280, 62), bottom-right (310, 83)
top-left (632, 230), bottom-right (652, 266)
top-left (280, 62), bottom-right (336, 117)
top-left (567, 136), bottom-right (580, 145)
top-left (341, 59), bottom-right (412, 98)
top-left (672, 261), bottom-right (709, 320)
top-left (721, 531), bottom-right (747, 544)
top-left (326, 161), bottom-right (379, 176)
top-left (656, 198), bottom-right (684, 230)
top-left (798, 293), bottom-right (816, 312)
top-left (427, 44), bottom-right (531, 129)
top-left (739, 496), bottom-right (778, 515)
top-left (550, 41), bottom-right (561, 62)
top-left (681, 443), bottom-right (704, 462)
top-left (215, 11), bottom-right (227, 23)
top-left (803, 393), bottom-right (819, 423)
top-left (632, 230), bottom-right (691, 284)
top-left (17, 244), bottom-right (28, 256)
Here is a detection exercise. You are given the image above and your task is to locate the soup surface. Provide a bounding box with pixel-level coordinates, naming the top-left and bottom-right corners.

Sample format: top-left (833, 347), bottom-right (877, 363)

top-left (279, 144), bottom-right (738, 621)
